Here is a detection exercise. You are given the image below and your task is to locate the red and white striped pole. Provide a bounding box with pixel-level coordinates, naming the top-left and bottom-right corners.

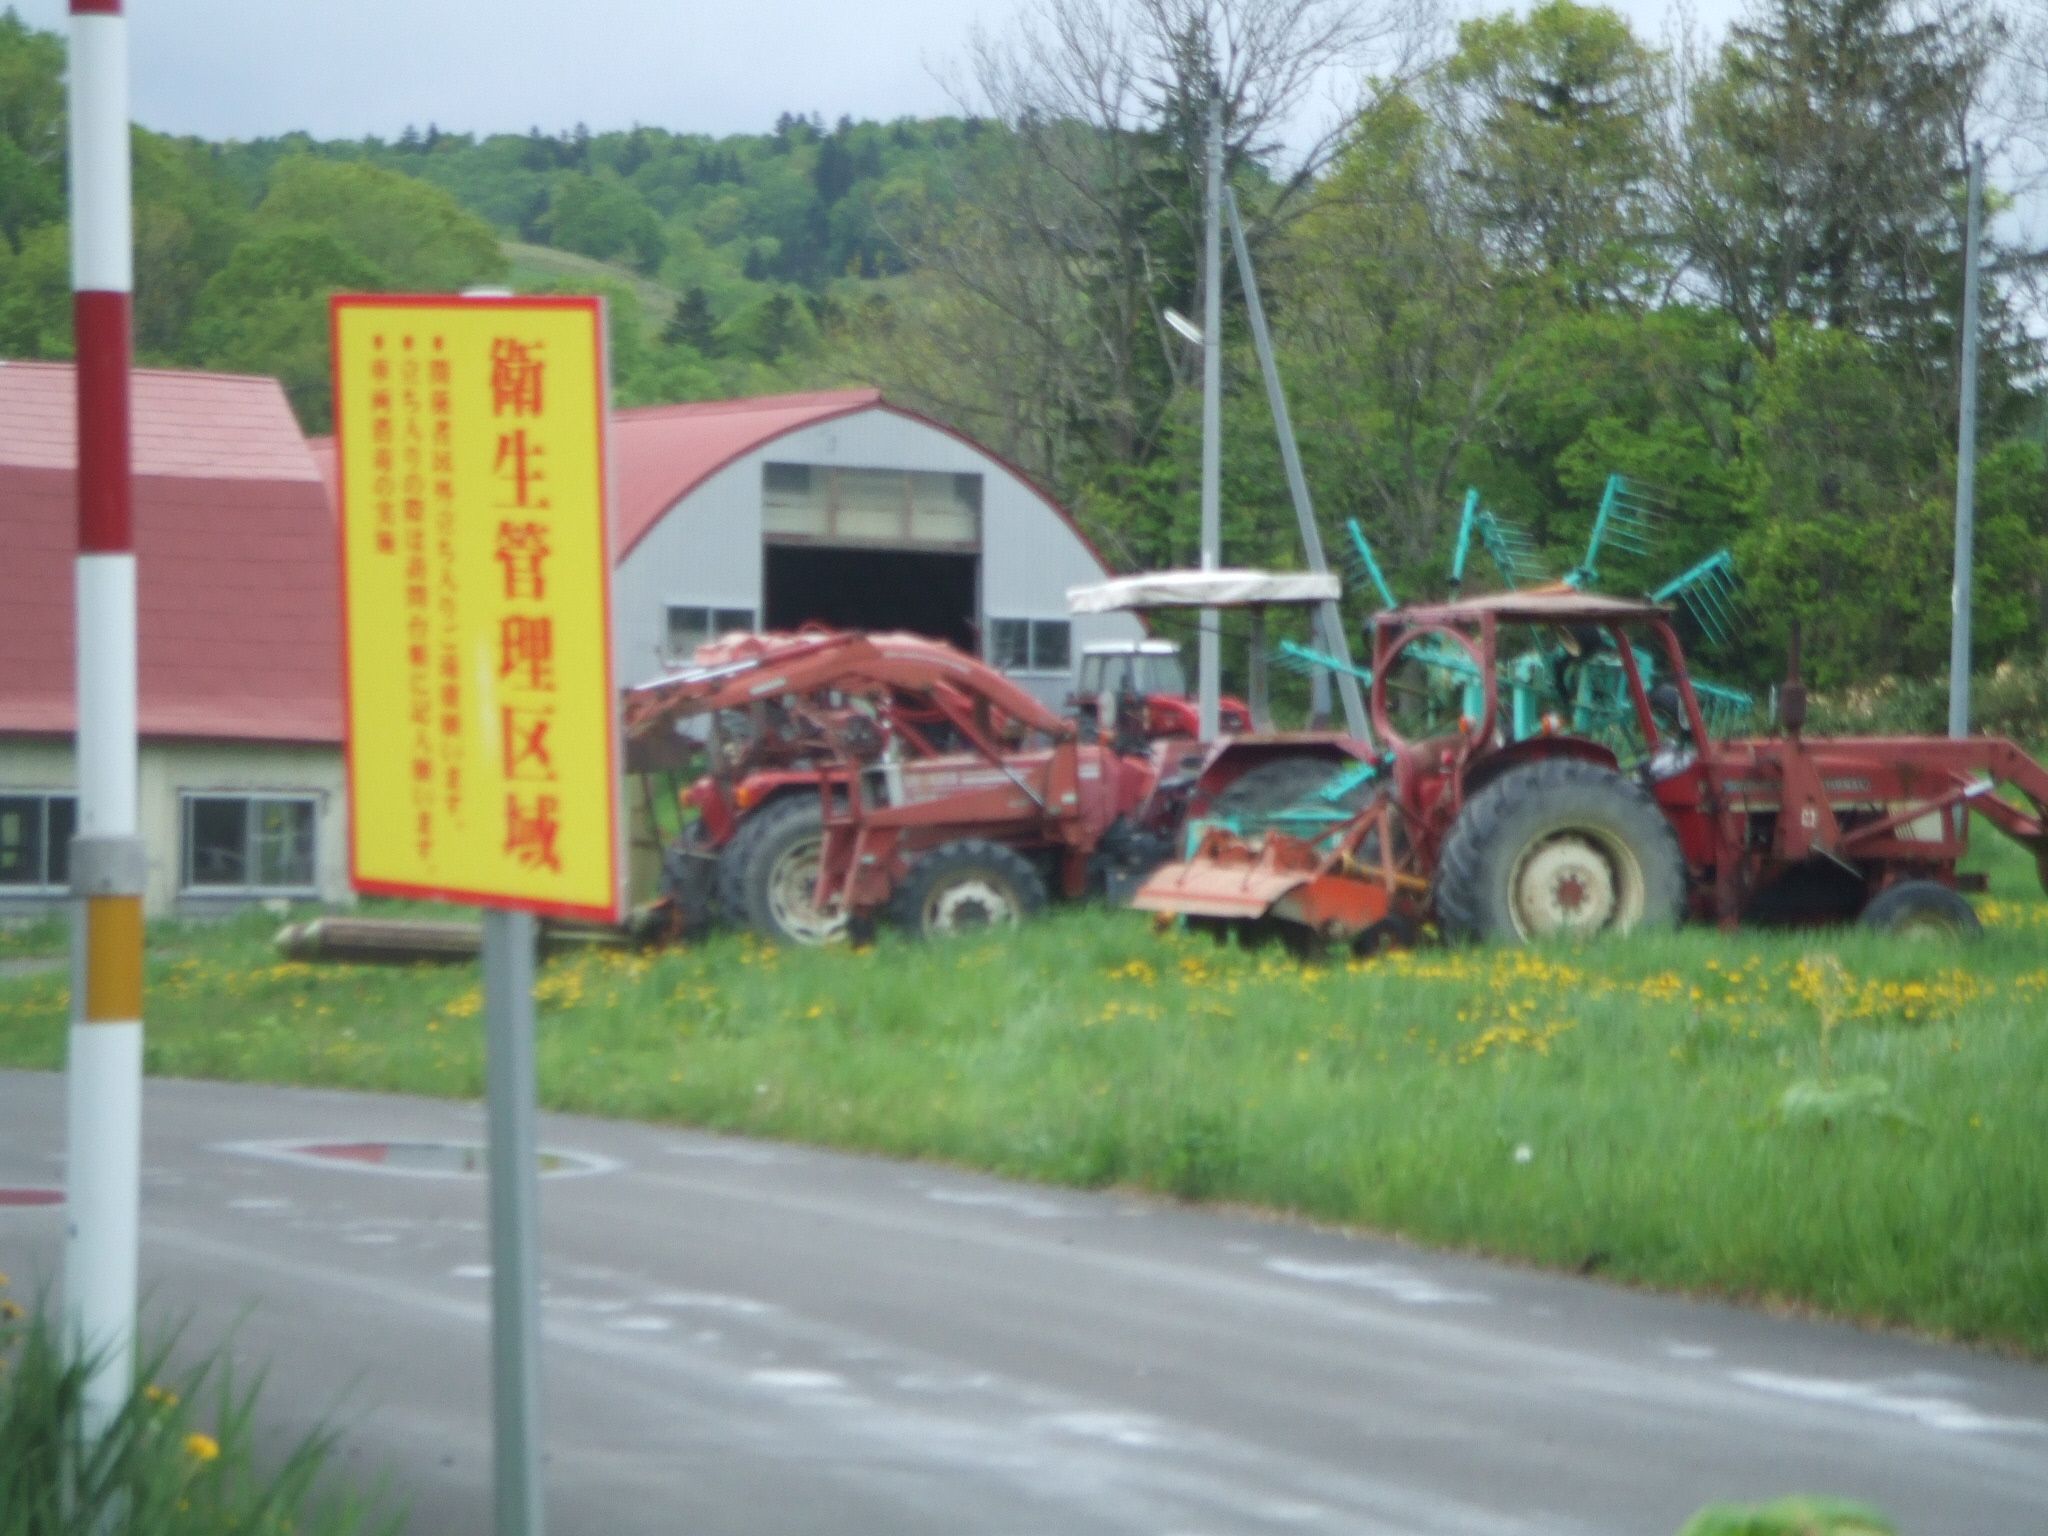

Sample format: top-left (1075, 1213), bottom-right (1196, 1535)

top-left (65, 0), bottom-right (144, 1442)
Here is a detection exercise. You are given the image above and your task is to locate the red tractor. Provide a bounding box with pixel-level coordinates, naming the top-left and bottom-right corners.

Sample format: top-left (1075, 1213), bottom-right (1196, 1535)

top-left (1070, 640), bottom-right (1252, 745)
top-left (1136, 591), bottom-right (2048, 947)
top-left (624, 629), bottom-right (1186, 945)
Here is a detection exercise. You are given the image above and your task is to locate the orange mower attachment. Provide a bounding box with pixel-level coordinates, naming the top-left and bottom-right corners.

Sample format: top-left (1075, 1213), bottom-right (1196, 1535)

top-left (1133, 801), bottom-right (1423, 945)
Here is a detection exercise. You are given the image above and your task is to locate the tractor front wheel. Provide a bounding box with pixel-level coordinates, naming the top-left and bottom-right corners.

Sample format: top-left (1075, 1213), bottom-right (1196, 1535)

top-left (732, 797), bottom-right (847, 947)
top-left (1435, 758), bottom-right (1685, 944)
top-left (891, 840), bottom-right (1048, 939)
top-left (1859, 880), bottom-right (1981, 939)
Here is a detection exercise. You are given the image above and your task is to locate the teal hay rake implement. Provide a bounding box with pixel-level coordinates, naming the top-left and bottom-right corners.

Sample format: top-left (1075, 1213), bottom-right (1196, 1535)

top-left (1211, 476), bottom-right (1759, 856)
top-left (1330, 474), bottom-right (1758, 746)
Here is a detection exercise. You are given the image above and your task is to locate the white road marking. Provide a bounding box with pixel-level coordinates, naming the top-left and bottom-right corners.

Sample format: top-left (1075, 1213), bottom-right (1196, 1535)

top-left (1731, 1370), bottom-right (2048, 1435)
top-left (647, 1290), bottom-right (774, 1316)
top-left (749, 1368), bottom-right (846, 1392)
top-left (451, 1264), bottom-right (491, 1280)
top-left (664, 1141), bottom-right (787, 1165)
top-left (1664, 1343), bottom-right (1717, 1361)
top-left (1041, 1410), bottom-right (1170, 1449)
top-left (213, 1138), bottom-right (620, 1180)
top-left (894, 1371), bottom-right (999, 1394)
top-left (1265, 1257), bottom-right (1490, 1306)
top-left (607, 1315), bottom-right (673, 1333)
top-left (919, 1185), bottom-right (1072, 1219)
top-left (1257, 1500), bottom-right (1329, 1522)
top-left (227, 1197), bottom-right (289, 1211)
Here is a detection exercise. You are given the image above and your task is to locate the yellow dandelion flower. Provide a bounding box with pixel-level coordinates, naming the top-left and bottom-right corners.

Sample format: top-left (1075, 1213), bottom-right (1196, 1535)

top-left (184, 1431), bottom-right (220, 1463)
top-left (144, 1384), bottom-right (180, 1408)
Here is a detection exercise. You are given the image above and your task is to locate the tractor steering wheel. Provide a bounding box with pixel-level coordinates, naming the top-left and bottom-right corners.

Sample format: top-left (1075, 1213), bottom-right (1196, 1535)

top-left (1370, 624), bottom-right (1496, 754)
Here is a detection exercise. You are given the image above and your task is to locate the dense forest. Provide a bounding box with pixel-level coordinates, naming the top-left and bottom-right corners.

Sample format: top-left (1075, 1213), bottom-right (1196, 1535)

top-left (1, 0), bottom-right (2044, 697)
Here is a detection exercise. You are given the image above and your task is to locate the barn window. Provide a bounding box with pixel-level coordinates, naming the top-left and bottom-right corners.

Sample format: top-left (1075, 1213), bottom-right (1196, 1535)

top-left (762, 462), bottom-right (981, 548)
top-left (0, 792), bottom-right (76, 890)
top-left (666, 604), bottom-right (757, 659)
top-left (181, 794), bottom-right (316, 894)
top-left (990, 618), bottom-right (1072, 674)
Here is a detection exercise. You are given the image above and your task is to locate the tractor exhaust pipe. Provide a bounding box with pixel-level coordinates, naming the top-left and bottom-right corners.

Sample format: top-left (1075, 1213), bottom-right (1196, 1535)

top-left (1779, 620), bottom-right (1807, 736)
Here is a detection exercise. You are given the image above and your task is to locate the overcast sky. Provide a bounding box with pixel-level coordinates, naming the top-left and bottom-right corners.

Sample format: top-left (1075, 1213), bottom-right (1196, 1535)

top-left (13, 0), bottom-right (1745, 143)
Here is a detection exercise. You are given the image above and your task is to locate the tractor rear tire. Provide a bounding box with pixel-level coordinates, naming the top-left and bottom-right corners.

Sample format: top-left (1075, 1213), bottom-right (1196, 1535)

top-left (1859, 880), bottom-right (1981, 938)
top-left (891, 839), bottom-right (1048, 940)
top-left (732, 796), bottom-right (847, 947)
top-left (1435, 757), bottom-right (1685, 944)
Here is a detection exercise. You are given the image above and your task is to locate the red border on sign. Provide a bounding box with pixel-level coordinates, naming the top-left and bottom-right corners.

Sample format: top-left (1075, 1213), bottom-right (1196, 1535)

top-left (329, 293), bottom-right (624, 925)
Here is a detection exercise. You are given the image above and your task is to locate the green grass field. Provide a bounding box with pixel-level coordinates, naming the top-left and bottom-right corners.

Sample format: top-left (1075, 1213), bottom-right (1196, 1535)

top-left (2, 846), bottom-right (2044, 1355)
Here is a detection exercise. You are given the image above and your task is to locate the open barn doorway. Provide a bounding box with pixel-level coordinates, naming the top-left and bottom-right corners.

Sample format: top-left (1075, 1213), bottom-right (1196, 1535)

top-left (763, 544), bottom-right (980, 654)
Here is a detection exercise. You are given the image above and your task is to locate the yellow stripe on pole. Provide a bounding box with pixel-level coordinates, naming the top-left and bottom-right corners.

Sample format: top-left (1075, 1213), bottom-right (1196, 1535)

top-left (82, 894), bottom-right (142, 1022)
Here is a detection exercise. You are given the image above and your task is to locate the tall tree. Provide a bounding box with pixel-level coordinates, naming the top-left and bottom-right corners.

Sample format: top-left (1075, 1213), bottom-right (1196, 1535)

top-left (1670, 0), bottom-right (1999, 359)
top-left (541, 174), bottom-right (667, 272)
top-left (663, 285), bottom-right (719, 352)
top-left (1436, 1), bottom-right (1668, 308)
top-left (870, 0), bottom-right (1420, 497)
top-left (1272, 88), bottom-right (1539, 577)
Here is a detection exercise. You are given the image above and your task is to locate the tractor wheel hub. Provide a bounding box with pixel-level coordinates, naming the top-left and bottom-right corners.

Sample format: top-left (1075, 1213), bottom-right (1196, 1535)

top-left (929, 878), bottom-right (1018, 933)
top-left (767, 837), bottom-right (847, 945)
top-left (1513, 837), bottom-right (1618, 937)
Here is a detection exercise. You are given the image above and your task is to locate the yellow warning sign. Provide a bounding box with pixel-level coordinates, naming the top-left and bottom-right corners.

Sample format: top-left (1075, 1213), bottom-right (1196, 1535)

top-left (331, 295), bottom-right (620, 921)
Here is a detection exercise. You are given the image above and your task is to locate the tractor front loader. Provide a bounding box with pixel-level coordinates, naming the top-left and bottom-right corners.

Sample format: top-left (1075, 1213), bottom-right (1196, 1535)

top-left (624, 628), bottom-right (1181, 945)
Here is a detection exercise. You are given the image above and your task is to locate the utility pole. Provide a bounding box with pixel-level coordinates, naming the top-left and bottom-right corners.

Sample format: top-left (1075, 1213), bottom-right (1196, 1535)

top-left (1197, 85), bottom-right (1222, 741)
top-left (65, 0), bottom-right (144, 1443)
top-left (1224, 187), bottom-right (1370, 744)
top-left (1948, 140), bottom-right (1984, 739)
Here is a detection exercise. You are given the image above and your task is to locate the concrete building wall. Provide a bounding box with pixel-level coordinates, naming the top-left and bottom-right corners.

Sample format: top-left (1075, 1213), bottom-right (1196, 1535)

top-left (0, 738), bottom-right (350, 917)
top-left (614, 406), bottom-right (1143, 702)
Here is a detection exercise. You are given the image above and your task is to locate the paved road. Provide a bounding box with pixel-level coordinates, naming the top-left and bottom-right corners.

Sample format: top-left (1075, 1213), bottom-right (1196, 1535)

top-left (2, 1073), bottom-right (2043, 1535)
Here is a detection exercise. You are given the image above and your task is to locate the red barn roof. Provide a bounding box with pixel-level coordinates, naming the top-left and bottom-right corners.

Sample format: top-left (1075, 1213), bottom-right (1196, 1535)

top-left (608, 387), bottom-right (882, 558)
top-left (601, 387), bottom-right (1115, 574)
top-left (0, 361), bottom-right (342, 745)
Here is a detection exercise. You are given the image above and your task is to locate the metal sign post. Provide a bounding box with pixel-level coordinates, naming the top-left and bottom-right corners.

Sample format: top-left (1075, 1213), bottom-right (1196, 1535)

top-left (482, 908), bottom-right (544, 1536)
top-left (330, 294), bottom-right (621, 1536)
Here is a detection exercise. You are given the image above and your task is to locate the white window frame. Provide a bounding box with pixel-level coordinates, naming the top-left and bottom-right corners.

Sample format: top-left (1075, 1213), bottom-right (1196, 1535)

top-left (988, 616), bottom-right (1073, 676)
top-left (761, 461), bottom-right (983, 551)
top-left (664, 602), bottom-right (758, 662)
top-left (0, 790), bottom-right (77, 893)
top-left (180, 792), bottom-right (319, 896)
